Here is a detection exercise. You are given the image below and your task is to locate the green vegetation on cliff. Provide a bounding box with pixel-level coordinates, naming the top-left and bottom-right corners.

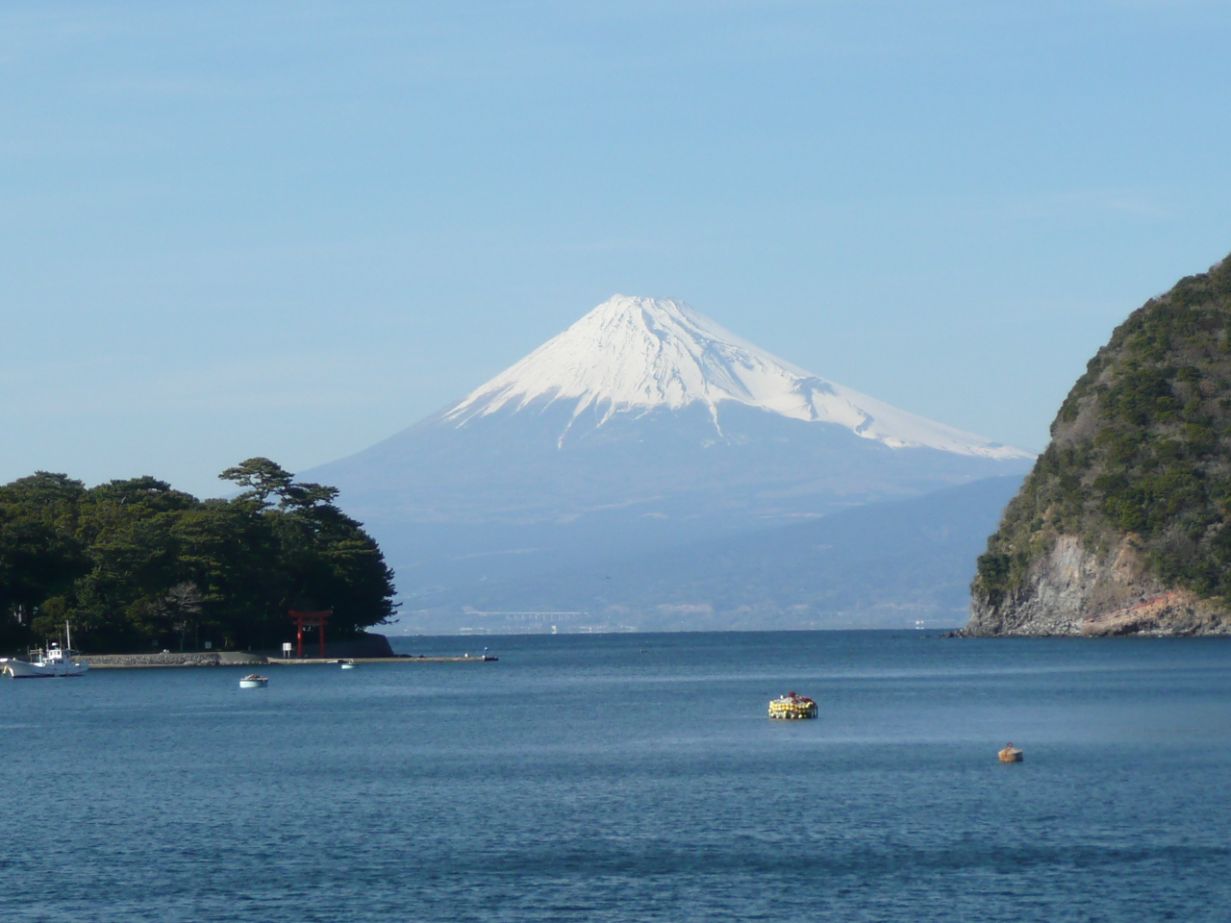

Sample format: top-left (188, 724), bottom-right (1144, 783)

top-left (974, 253), bottom-right (1231, 610)
top-left (0, 458), bottom-right (396, 653)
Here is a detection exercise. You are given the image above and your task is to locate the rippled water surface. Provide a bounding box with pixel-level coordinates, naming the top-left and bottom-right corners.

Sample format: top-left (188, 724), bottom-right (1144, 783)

top-left (2, 631), bottom-right (1229, 921)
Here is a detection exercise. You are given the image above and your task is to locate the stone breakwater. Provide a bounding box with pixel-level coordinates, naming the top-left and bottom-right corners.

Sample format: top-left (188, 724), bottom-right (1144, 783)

top-left (84, 633), bottom-right (401, 668)
top-left (86, 651), bottom-right (265, 669)
top-left (86, 652), bottom-right (495, 668)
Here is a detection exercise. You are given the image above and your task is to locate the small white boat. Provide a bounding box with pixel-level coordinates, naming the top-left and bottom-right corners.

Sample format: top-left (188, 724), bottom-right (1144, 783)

top-left (239, 674), bottom-right (269, 688)
top-left (340, 660), bottom-right (356, 670)
top-left (3, 624), bottom-right (89, 679)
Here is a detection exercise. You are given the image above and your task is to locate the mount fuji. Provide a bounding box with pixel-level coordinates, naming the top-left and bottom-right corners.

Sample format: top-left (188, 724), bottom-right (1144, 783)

top-left (444, 295), bottom-right (1025, 459)
top-left (309, 296), bottom-right (1032, 633)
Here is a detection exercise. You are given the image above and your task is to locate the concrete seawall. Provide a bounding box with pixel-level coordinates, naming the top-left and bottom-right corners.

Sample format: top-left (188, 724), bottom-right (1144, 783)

top-left (84, 652), bottom-right (497, 669)
top-left (86, 652), bottom-right (264, 669)
top-left (81, 632), bottom-right (451, 669)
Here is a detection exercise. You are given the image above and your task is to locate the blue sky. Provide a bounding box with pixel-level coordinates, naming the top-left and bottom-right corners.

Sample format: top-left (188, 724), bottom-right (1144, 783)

top-left (4, 1), bottom-right (1230, 498)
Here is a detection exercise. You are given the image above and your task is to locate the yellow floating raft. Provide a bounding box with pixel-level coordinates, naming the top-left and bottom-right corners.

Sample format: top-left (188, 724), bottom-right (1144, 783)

top-left (768, 691), bottom-right (818, 720)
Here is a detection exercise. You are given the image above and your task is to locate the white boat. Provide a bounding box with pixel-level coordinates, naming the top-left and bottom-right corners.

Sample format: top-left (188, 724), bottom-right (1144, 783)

top-left (340, 660), bottom-right (356, 670)
top-left (239, 674), bottom-right (269, 688)
top-left (3, 623), bottom-right (89, 679)
top-left (3, 642), bottom-right (89, 678)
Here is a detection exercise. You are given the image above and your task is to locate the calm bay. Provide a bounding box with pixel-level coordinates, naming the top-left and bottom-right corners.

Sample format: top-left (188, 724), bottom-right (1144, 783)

top-left (2, 631), bottom-right (1228, 921)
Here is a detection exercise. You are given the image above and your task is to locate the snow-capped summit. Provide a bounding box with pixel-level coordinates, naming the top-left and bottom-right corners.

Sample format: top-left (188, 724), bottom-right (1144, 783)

top-left (444, 294), bottom-right (1030, 460)
top-left (307, 292), bottom-right (1035, 632)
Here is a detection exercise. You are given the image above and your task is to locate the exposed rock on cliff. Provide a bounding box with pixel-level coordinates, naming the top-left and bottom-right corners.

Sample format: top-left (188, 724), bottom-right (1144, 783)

top-left (966, 533), bottom-right (1225, 635)
top-left (968, 254), bottom-right (1231, 636)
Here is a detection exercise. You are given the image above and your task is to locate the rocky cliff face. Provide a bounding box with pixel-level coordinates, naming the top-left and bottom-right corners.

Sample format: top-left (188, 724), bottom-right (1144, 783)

top-left (966, 533), bottom-right (1227, 635)
top-left (968, 254), bottom-right (1231, 636)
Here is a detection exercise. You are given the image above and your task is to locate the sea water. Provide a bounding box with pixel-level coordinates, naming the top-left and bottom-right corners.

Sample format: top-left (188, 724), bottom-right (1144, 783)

top-left (1, 631), bottom-right (1228, 922)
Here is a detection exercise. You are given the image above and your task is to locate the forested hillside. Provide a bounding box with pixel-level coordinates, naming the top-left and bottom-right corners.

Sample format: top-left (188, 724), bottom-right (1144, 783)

top-left (970, 253), bottom-right (1231, 634)
top-left (0, 458), bottom-right (396, 653)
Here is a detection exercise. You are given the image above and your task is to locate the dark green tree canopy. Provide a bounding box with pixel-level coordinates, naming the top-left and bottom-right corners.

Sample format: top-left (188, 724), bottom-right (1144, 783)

top-left (0, 461), bottom-right (397, 653)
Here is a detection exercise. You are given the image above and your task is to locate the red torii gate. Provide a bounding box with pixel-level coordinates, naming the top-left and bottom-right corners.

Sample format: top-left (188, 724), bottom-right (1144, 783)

top-left (288, 609), bottom-right (333, 657)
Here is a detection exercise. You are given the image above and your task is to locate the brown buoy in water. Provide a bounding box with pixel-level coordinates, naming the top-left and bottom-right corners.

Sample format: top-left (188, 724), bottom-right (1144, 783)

top-left (998, 742), bottom-right (1024, 763)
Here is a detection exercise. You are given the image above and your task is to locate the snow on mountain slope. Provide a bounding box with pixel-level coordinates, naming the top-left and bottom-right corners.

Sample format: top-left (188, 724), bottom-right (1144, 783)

top-left (444, 295), bottom-right (1031, 459)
